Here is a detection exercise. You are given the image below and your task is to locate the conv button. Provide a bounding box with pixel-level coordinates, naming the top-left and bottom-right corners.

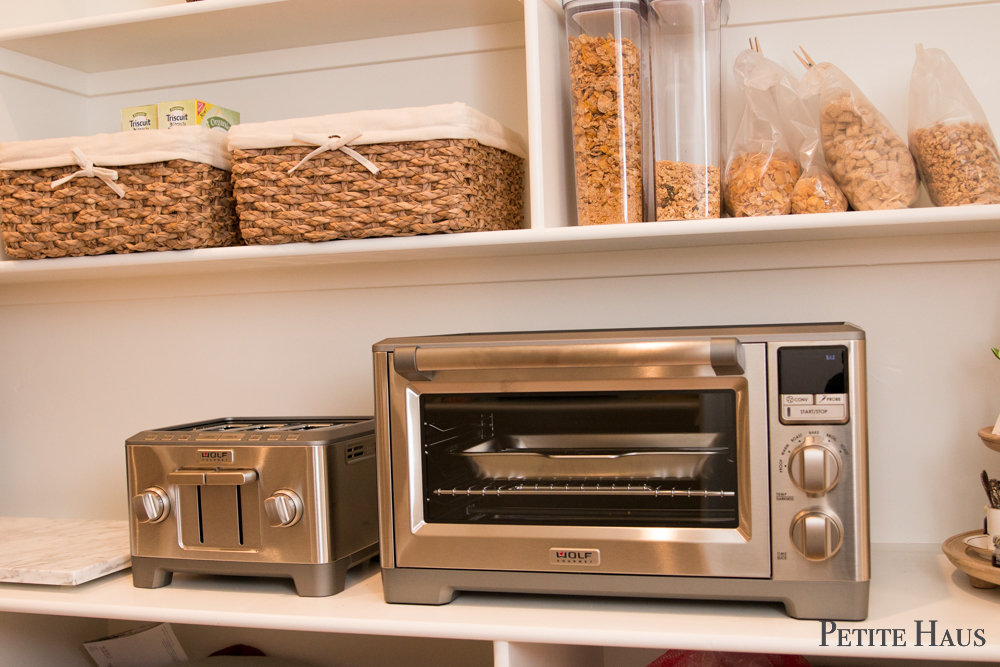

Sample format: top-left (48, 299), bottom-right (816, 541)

top-left (781, 394), bottom-right (814, 406)
top-left (816, 394), bottom-right (846, 405)
top-left (782, 404), bottom-right (847, 423)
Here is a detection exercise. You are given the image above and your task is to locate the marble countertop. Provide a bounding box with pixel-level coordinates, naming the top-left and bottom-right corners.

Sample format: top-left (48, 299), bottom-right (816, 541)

top-left (0, 517), bottom-right (130, 585)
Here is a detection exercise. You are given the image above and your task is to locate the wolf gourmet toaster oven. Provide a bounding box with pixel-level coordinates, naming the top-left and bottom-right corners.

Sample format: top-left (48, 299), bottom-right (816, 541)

top-left (126, 417), bottom-right (378, 596)
top-left (373, 324), bottom-right (869, 620)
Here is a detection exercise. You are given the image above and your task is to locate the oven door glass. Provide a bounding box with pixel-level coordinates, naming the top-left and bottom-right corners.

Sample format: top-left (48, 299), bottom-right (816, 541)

top-left (421, 389), bottom-right (738, 528)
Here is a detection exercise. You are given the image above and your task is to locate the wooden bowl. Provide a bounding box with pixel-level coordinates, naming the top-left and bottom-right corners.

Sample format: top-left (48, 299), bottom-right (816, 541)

top-left (980, 427), bottom-right (1000, 453)
top-left (943, 530), bottom-right (1000, 589)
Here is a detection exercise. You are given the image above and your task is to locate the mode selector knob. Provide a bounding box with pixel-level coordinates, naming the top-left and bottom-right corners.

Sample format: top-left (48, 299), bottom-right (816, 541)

top-left (788, 436), bottom-right (841, 496)
top-left (264, 490), bottom-right (303, 527)
top-left (790, 510), bottom-right (843, 561)
top-left (132, 487), bottom-right (170, 524)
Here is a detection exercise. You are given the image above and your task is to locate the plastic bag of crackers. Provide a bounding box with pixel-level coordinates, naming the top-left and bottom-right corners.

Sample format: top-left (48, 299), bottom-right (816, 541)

top-left (798, 56), bottom-right (918, 211)
top-left (723, 49), bottom-right (801, 217)
top-left (771, 50), bottom-right (847, 214)
top-left (908, 44), bottom-right (1000, 206)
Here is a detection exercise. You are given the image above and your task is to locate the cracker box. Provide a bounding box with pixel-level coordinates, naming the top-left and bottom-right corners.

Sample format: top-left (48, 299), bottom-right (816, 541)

top-left (121, 105), bottom-right (158, 131)
top-left (158, 100), bottom-right (240, 131)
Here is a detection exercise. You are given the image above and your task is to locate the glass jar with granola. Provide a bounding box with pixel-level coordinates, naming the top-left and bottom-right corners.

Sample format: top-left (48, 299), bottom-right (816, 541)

top-left (648, 0), bottom-right (726, 221)
top-left (565, 0), bottom-right (651, 225)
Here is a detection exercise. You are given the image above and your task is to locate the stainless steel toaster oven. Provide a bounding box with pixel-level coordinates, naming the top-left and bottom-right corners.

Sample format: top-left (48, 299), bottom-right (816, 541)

top-left (126, 417), bottom-right (378, 596)
top-left (373, 324), bottom-right (869, 619)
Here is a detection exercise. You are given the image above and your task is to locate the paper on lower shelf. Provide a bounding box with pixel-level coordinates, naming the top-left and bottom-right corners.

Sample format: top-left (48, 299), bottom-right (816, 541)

top-left (84, 623), bottom-right (188, 667)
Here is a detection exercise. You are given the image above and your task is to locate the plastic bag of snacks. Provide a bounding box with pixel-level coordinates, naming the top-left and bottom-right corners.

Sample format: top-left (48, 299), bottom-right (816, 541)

top-left (646, 650), bottom-right (811, 667)
top-left (771, 51), bottom-right (847, 214)
top-left (723, 49), bottom-right (801, 217)
top-left (799, 58), bottom-right (918, 210)
top-left (908, 44), bottom-right (1000, 206)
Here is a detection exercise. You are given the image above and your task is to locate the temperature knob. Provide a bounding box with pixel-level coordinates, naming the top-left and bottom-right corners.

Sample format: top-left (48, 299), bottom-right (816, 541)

top-left (264, 490), bottom-right (303, 527)
top-left (788, 436), bottom-right (841, 496)
top-left (132, 487), bottom-right (170, 524)
top-left (790, 510), bottom-right (843, 561)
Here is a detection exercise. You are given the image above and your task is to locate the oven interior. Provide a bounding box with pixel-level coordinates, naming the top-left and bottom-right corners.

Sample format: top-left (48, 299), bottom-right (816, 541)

top-left (420, 390), bottom-right (739, 527)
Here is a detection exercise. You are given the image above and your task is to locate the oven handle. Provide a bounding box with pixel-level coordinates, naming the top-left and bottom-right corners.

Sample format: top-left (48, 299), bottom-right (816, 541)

top-left (392, 337), bottom-right (745, 380)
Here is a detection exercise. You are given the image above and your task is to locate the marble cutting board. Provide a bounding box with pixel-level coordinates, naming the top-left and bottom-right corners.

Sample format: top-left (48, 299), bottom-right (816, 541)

top-left (0, 517), bottom-right (130, 585)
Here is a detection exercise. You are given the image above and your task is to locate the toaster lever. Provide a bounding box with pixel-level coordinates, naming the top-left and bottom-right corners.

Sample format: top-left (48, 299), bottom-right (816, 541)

top-left (205, 469), bottom-right (257, 485)
top-left (167, 469), bottom-right (258, 485)
top-left (168, 470), bottom-right (207, 485)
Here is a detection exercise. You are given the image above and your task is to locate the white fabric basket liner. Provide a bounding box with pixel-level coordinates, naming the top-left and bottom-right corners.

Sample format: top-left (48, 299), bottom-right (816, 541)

top-left (0, 125), bottom-right (231, 172)
top-left (227, 102), bottom-right (528, 159)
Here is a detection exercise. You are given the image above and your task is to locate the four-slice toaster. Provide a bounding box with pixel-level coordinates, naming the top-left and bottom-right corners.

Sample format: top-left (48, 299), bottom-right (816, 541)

top-left (126, 417), bottom-right (378, 596)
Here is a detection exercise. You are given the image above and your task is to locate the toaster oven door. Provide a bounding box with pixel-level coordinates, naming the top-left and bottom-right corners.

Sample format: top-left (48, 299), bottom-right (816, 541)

top-left (384, 339), bottom-right (771, 578)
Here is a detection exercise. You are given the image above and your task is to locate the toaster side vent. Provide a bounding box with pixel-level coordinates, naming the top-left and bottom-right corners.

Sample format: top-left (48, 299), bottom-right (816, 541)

top-left (346, 442), bottom-right (374, 463)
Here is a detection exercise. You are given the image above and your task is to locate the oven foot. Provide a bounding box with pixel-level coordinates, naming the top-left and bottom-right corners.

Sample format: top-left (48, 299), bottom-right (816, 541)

top-left (130, 557), bottom-right (173, 589)
top-left (381, 568), bottom-right (459, 605)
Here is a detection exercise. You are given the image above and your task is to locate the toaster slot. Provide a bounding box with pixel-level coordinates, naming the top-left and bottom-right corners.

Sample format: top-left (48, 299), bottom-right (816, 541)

top-left (176, 472), bottom-right (262, 550)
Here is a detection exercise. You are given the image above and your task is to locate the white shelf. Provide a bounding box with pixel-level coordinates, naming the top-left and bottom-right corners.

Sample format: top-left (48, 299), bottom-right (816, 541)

top-left (2, 205), bottom-right (1000, 286)
top-left (0, 543), bottom-right (996, 661)
top-left (0, 0), bottom-right (525, 74)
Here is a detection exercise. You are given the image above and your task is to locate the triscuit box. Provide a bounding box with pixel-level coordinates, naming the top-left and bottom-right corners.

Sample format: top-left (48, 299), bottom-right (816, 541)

top-left (121, 105), bottom-right (157, 131)
top-left (158, 100), bottom-right (240, 131)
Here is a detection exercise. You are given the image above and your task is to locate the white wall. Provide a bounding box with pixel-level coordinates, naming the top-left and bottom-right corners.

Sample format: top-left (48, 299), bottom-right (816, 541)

top-left (1, 230), bottom-right (999, 544)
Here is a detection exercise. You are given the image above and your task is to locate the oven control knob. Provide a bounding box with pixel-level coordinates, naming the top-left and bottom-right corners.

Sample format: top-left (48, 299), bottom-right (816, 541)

top-left (790, 510), bottom-right (843, 561)
top-left (788, 437), bottom-right (841, 496)
top-left (132, 487), bottom-right (170, 524)
top-left (264, 490), bottom-right (303, 527)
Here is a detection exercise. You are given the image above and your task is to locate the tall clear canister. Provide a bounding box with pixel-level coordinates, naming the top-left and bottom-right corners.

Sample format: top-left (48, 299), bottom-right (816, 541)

top-left (648, 0), bottom-right (727, 220)
top-left (564, 0), bottom-right (651, 225)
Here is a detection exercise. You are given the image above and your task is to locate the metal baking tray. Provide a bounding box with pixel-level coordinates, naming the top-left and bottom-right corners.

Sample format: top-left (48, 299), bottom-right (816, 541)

top-left (456, 433), bottom-right (725, 480)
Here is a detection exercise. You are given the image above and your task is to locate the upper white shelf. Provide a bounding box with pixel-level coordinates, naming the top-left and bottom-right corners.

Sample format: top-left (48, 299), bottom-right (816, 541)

top-left (0, 0), bottom-right (525, 73)
top-left (0, 543), bottom-right (997, 661)
top-left (2, 205), bottom-right (1000, 286)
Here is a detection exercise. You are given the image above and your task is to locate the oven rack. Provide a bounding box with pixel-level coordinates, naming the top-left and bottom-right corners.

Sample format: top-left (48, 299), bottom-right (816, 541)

top-left (433, 480), bottom-right (735, 497)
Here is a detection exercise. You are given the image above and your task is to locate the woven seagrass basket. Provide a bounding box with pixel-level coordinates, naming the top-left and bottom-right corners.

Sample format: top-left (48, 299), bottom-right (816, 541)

top-left (231, 139), bottom-right (523, 244)
top-left (0, 160), bottom-right (238, 260)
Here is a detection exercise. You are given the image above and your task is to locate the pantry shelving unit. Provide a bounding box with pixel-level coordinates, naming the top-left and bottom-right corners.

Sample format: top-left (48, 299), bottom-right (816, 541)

top-left (3, 1), bottom-right (1000, 666)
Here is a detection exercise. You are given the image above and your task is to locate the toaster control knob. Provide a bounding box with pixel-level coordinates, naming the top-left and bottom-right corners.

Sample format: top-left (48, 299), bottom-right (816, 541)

top-left (264, 490), bottom-right (303, 527)
top-left (132, 487), bottom-right (170, 524)
top-left (788, 437), bottom-right (841, 496)
top-left (790, 510), bottom-right (843, 561)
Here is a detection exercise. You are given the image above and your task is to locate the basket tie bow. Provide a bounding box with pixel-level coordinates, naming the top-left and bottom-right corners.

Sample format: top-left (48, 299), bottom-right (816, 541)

top-left (287, 130), bottom-right (380, 175)
top-left (50, 148), bottom-right (125, 198)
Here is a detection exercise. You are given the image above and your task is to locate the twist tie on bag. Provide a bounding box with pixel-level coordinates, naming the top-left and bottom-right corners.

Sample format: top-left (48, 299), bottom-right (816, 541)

top-left (287, 130), bottom-right (380, 175)
top-left (50, 148), bottom-right (125, 198)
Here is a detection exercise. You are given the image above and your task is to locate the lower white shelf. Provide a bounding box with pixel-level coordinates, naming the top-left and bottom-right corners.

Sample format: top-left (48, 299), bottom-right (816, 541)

top-left (0, 543), bottom-right (997, 661)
